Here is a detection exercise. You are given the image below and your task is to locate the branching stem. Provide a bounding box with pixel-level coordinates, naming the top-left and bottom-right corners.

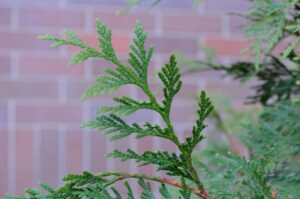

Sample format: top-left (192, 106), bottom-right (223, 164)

top-left (100, 172), bottom-right (210, 199)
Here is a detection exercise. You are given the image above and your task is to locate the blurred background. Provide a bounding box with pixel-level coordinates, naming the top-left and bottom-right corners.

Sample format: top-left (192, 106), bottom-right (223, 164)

top-left (0, 0), bottom-right (253, 196)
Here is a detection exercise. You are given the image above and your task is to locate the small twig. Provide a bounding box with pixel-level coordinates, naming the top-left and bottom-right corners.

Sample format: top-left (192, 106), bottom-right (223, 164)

top-left (99, 172), bottom-right (210, 199)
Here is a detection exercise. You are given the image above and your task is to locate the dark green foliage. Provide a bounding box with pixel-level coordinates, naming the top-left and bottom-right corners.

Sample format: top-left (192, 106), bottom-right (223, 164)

top-left (182, 91), bottom-right (214, 155)
top-left (176, 1), bottom-right (300, 105)
top-left (214, 56), bottom-right (300, 105)
top-left (159, 55), bottom-right (182, 114)
top-left (108, 149), bottom-right (193, 179)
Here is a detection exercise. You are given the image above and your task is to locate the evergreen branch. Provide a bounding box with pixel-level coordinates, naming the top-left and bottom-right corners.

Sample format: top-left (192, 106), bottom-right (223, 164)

top-left (39, 30), bottom-right (102, 65)
top-left (158, 55), bottom-right (182, 115)
top-left (81, 115), bottom-right (176, 141)
top-left (95, 19), bottom-right (119, 64)
top-left (107, 149), bottom-right (193, 179)
top-left (128, 21), bottom-right (154, 87)
top-left (182, 91), bottom-right (214, 155)
top-left (97, 97), bottom-right (154, 116)
top-left (38, 19), bottom-right (212, 198)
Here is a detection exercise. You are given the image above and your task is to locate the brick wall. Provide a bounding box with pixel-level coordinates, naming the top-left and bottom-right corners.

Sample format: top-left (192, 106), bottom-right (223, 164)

top-left (0, 0), bottom-right (252, 196)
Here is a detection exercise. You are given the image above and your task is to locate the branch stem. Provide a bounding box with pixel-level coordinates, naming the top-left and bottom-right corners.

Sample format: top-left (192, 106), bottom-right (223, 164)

top-left (100, 172), bottom-right (210, 199)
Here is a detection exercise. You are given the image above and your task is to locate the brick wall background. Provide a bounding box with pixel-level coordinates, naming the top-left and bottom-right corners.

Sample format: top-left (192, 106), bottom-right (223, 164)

top-left (0, 0), bottom-right (252, 196)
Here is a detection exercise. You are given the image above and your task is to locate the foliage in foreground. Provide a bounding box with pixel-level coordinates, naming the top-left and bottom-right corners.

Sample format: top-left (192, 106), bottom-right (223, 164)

top-left (8, 0), bottom-right (300, 198)
top-left (8, 21), bottom-right (213, 199)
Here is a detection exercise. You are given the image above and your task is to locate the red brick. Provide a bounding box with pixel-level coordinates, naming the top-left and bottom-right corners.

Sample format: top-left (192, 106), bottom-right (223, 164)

top-left (40, 129), bottom-right (59, 187)
top-left (124, 109), bottom-right (153, 123)
top-left (91, 59), bottom-right (113, 77)
top-left (147, 36), bottom-right (197, 54)
top-left (16, 104), bottom-right (82, 124)
top-left (15, 129), bottom-right (35, 194)
top-left (65, 80), bottom-right (89, 99)
top-left (93, 11), bottom-right (155, 31)
top-left (90, 131), bottom-right (107, 173)
top-left (66, 80), bottom-right (134, 100)
top-left (173, 83), bottom-right (199, 101)
top-left (18, 56), bottom-right (84, 76)
top-left (149, 0), bottom-right (193, 9)
top-left (229, 16), bottom-right (246, 34)
top-left (205, 0), bottom-right (251, 12)
top-left (160, 139), bottom-right (177, 154)
top-left (0, 6), bottom-right (11, 25)
top-left (19, 7), bottom-right (84, 28)
top-left (162, 14), bottom-right (221, 33)
top-left (0, 80), bottom-right (58, 99)
top-left (0, 32), bottom-right (56, 50)
top-left (13, 0), bottom-right (60, 5)
top-left (73, 34), bottom-right (131, 53)
top-left (0, 130), bottom-right (8, 196)
top-left (170, 105), bottom-right (197, 123)
top-left (65, 129), bottom-right (83, 173)
top-left (66, 0), bottom-right (123, 5)
top-left (0, 103), bottom-right (7, 126)
top-left (0, 55), bottom-right (11, 74)
top-left (204, 38), bottom-right (251, 56)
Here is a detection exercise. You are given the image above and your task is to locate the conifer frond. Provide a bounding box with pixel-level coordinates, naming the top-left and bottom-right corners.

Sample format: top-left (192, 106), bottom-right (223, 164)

top-left (39, 31), bottom-right (101, 65)
top-left (82, 115), bottom-right (175, 141)
top-left (128, 21), bottom-right (153, 86)
top-left (158, 55), bottom-right (182, 113)
top-left (182, 91), bottom-right (214, 154)
top-left (108, 149), bottom-right (192, 179)
top-left (95, 19), bottom-right (119, 64)
top-left (81, 114), bottom-right (142, 140)
top-left (97, 97), bottom-right (154, 116)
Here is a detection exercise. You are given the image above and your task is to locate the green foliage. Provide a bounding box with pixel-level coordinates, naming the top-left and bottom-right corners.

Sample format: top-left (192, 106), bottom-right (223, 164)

top-left (158, 55), bottom-right (182, 114)
top-left (11, 0), bottom-right (300, 198)
top-left (199, 101), bottom-right (300, 199)
top-left (108, 149), bottom-right (193, 179)
top-left (215, 56), bottom-right (300, 105)
top-left (244, 0), bottom-right (300, 68)
top-left (174, 1), bottom-right (300, 105)
top-left (12, 20), bottom-right (213, 198)
top-left (182, 91), bottom-right (213, 155)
